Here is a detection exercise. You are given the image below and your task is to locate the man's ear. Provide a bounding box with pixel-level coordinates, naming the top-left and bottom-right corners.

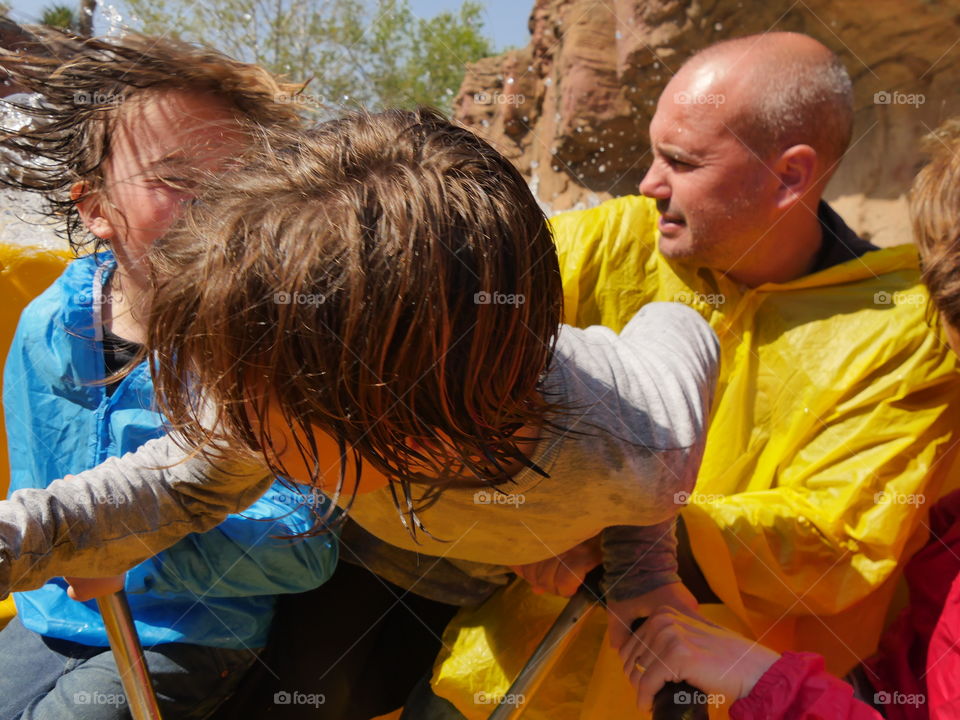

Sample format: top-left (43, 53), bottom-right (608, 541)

top-left (70, 181), bottom-right (116, 240)
top-left (772, 145), bottom-right (818, 210)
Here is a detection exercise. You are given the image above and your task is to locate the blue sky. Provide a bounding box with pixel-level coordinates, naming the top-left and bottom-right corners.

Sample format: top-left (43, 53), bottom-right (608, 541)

top-left (6, 0), bottom-right (533, 52)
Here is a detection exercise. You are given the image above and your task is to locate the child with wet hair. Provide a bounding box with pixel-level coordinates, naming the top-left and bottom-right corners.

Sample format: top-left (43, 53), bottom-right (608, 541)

top-left (0, 107), bottom-right (719, 710)
top-left (0, 29), bottom-right (337, 719)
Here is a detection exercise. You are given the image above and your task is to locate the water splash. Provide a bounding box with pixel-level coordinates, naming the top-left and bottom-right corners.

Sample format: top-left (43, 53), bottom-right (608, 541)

top-left (0, 94), bottom-right (65, 250)
top-left (102, 4), bottom-right (126, 37)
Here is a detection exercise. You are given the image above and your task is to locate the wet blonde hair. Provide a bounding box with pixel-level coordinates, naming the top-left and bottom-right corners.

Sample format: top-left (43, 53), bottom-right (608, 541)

top-left (913, 118), bottom-right (960, 329)
top-left (149, 108), bottom-right (563, 531)
top-left (0, 27), bottom-right (302, 253)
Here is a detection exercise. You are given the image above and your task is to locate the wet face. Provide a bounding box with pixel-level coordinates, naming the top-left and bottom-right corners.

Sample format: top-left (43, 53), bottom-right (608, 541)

top-left (92, 89), bottom-right (248, 278)
top-left (638, 71), bottom-right (779, 273)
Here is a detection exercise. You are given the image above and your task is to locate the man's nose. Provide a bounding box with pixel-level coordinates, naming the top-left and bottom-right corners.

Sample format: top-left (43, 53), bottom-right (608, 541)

top-left (639, 160), bottom-right (669, 199)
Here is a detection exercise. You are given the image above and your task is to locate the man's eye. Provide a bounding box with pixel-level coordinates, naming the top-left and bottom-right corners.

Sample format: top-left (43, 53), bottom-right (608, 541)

top-left (667, 156), bottom-right (693, 168)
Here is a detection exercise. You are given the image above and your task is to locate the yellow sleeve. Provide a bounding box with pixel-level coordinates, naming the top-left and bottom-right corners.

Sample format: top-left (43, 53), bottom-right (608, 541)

top-left (687, 279), bottom-right (960, 622)
top-left (550, 195), bottom-right (661, 332)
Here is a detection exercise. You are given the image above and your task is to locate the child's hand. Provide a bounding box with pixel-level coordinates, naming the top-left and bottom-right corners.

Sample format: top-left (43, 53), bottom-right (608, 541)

top-left (607, 581), bottom-right (698, 652)
top-left (615, 605), bottom-right (781, 709)
top-left (510, 534), bottom-right (602, 597)
top-left (65, 575), bottom-right (125, 601)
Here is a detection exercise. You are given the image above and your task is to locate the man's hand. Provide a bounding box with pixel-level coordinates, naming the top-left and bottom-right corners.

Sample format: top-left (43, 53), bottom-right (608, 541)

top-left (607, 581), bottom-right (698, 652)
top-left (510, 534), bottom-right (602, 597)
top-left (617, 605), bottom-right (781, 710)
top-left (65, 575), bottom-right (125, 602)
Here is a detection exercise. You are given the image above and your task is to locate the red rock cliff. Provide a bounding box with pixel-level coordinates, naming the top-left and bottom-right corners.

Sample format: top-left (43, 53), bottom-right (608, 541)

top-left (454, 0), bottom-right (960, 246)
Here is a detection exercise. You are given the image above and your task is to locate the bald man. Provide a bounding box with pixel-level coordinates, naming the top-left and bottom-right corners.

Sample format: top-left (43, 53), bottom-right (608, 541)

top-left (419, 32), bottom-right (960, 719)
top-left (552, 28), bottom-right (960, 687)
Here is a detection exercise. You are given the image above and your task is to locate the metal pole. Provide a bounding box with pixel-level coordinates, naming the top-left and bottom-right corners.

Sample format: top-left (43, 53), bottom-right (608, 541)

top-left (97, 591), bottom-right (163, 720)
top-left (488, 568), bottom-right (604, 720)
top-left (488, 567), bottom-right (708, 720)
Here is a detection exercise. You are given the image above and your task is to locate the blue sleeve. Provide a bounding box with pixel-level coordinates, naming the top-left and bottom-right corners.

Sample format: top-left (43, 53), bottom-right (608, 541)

top-left (125, 479), bottom-right (339, 597)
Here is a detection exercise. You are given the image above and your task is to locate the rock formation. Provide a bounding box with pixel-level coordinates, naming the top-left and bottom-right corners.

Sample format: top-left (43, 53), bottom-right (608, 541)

top-left (454, 0), bottom-right (960, 246)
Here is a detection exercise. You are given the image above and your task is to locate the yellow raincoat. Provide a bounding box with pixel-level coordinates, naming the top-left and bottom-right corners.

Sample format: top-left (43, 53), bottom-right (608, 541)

top-left (0, 243), bottom-right (69, 628)
top-left (432, 196), bottom-right (960, 719)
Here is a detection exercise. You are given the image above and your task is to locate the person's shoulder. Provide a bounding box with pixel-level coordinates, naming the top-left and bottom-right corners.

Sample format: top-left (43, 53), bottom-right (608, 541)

top-left (621, 301), bottom-right (712, 336)
top-left (556, 302), bottom-right (716, 366)
top-left (550, 195), bottom-right (658, 248)
top-left (550, 303), bottom-right (718, 442)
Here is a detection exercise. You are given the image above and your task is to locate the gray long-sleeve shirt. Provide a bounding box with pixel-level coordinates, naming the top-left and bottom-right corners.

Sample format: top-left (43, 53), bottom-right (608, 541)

top-left (0, 303), bottom-right (718, 604)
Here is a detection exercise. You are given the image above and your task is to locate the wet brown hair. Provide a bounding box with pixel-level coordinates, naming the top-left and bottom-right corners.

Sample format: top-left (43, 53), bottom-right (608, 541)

top-left (148, 108), bottom-right (563, 532)
top-left (0, 27), bottom-right (302, 254)
top-left (913, 118), bottom-right (960, 330)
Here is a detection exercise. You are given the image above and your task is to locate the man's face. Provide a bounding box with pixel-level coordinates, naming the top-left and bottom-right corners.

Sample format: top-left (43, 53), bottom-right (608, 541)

top-left (98, 89), bottom-right (247, 269)
top-left (639, 76), bottom-right (777, 273)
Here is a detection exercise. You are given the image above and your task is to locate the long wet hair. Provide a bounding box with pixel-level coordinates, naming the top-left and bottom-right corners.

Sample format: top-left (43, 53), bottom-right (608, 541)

top-left (0, 27), bottom-right (302, 254)
top-left (148, 108), bottom-right (564, 534)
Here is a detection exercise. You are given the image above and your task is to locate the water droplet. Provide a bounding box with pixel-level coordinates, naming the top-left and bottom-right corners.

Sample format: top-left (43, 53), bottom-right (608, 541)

top-left (598, 164), bottom-right (606, 172)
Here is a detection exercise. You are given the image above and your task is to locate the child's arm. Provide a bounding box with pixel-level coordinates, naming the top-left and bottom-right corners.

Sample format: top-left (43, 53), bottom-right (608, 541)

top-left (0, 435), bottom-right (273, 597)
top-left (575, 302), bottom-right (719, 642)
top-left (123, 479), bottom-right (338, 598)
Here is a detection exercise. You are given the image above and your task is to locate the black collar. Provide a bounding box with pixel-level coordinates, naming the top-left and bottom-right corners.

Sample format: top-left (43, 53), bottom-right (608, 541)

top-left (810, 201), bottom-right (878, 273)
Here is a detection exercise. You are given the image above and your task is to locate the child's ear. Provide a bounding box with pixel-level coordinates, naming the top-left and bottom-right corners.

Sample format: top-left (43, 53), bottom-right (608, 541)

top-left (70, 181), bottom-right (116, 240)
